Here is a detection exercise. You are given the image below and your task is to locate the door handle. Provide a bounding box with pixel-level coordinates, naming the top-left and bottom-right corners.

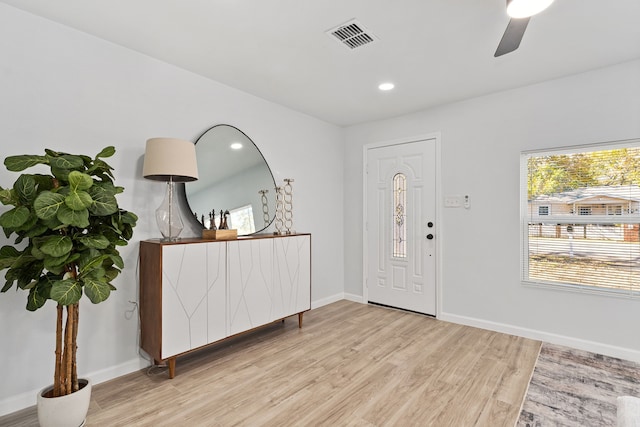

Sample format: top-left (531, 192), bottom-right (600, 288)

top-left (426, 234), bottom-right (434, 240)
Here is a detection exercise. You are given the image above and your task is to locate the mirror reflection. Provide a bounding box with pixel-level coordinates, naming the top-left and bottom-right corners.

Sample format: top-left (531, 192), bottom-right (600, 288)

top-left (183, 125), bottom-right (276, 235)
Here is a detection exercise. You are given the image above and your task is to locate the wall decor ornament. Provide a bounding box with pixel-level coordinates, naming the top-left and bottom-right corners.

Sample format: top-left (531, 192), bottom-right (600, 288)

top-left (283, 178), bottom-right (295, 234)
top-left (274, 186), bottom-right (284, 235)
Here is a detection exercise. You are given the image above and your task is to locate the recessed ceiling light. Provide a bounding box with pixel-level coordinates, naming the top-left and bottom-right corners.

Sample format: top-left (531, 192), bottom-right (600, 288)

top-left (230, 142), bottom-right (243, 150)
top-left (507, 0), bottom-right (554, 18)
top-left (378, 82), bottom-right (395, 91)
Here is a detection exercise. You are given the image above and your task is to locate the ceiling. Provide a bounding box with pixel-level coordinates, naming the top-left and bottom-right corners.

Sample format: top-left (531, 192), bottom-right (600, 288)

top-left (3, 0), bottom-right (640, 126)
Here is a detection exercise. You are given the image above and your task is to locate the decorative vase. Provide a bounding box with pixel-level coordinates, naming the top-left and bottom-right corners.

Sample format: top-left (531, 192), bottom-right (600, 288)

top-left (37, 378), bottom-right (92, 427)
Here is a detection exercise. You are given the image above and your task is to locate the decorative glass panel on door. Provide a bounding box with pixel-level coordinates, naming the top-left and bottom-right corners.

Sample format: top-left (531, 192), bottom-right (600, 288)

top-left (393, 173), bottom-right (407, 258)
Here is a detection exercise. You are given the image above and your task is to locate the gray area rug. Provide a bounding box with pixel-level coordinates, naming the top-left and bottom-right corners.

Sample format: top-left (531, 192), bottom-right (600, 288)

top-left (518, 343), bottom-right (640, 426)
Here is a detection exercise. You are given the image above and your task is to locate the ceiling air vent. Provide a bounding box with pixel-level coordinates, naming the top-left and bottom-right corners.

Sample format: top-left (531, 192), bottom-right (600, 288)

top-left (327, 19), bottom-right (378, 50)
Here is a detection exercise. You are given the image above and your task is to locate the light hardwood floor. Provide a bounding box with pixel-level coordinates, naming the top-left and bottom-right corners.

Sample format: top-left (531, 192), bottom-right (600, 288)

top-left (1, 300), bottom-right (541, 426)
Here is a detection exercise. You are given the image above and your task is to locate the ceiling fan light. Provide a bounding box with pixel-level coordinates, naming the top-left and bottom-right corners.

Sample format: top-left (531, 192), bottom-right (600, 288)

top-left (506, 0), bottom-right (554, 18)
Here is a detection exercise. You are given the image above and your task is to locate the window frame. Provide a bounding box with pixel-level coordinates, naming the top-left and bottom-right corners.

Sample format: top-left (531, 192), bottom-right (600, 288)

top-left (520, 138), bottom-right (640, 298)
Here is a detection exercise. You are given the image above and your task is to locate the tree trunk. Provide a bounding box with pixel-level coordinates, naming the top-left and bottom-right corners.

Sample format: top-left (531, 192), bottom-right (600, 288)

top-left (53, 304), bottom-right (63, 397)
top-left (52, 302), bottom-right (80, 397)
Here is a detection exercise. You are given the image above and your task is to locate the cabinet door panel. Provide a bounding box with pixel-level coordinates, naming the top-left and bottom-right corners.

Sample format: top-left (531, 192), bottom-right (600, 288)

top-left (228, 239), bottom-right (273, 335)
top-left (273, 235), bottom-right (311, 320)
top-left (162, 243), bottom-right (209, 357)
top-left (206, 242), bottom-right (227, 342)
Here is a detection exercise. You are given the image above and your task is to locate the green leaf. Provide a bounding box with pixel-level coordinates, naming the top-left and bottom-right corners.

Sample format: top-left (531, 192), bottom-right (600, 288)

top-left (79, 254), bottom-right (109, 274)
top-left (57, 204), bottom-right (89, 228)
top-left (34, 191), bottom-right (65, 220)
top-left (77, 234), bottom-right (110, 249)
top-left (96, 146), bottom-right (116, 159)
top-left (50, 279), bottom-right (82, 306)
top-left (121, 211), bottom-right (138, 225)
top-left (83, 277), bottom-right (111, 304)
top-left (0, 245), bottom-right (21, 270)
top-left (1, 281), bottom-right (13, 292)
top-left (65, 190), bottom-right (93, 211)
top-left (88, 190), bottom-right (117, 216)
top-left (13, 175), bottom-right (37, 204)
top-left (51, 166), bottom-right (70, 182)
top-left (109, 253), bottom-right (124, 269)
top-left (43, 253), bottom-right (70, 271)
top-left (4, 155), bottom-right (48, 172)
top-left (48, 155), bottom-right (84, 170)
top-left (30, 245), bottom-right (45, 260)
top-left (68, 171), bottom-right (93, 191)
top-left (27, 282), bottom-right (50, 311)
top-left (0, 206), bottom-right (30, 229)
top-left (25, 223), bottom-right (49, 238)
top-left (91, 182), bottom-right (118, 196)
top-left (39, 235), bottom-right (73, 257)
top-left (0, 188), bottom-right (16, 205)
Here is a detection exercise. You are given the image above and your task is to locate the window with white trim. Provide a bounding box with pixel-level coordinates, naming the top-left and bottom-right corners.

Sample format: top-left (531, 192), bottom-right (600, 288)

top-left (521, 140), bottom-right (640, 296)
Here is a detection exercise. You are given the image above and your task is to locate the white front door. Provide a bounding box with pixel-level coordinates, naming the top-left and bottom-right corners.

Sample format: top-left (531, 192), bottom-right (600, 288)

top-left (365, 138), bottom-right (437, 315)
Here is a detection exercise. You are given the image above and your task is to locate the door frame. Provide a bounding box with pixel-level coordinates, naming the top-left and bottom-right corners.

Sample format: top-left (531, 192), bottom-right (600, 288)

top-left (362, 132), bottom-right (442, 317)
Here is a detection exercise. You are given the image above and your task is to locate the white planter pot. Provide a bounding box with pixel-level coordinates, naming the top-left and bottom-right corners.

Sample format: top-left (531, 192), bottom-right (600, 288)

top-left (37, 378), bottom-right (92, 427)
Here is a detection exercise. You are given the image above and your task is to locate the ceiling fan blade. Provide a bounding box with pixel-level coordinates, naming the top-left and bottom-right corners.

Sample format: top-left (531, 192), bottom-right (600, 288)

top-left (494, 17), bottom-right (530, 57)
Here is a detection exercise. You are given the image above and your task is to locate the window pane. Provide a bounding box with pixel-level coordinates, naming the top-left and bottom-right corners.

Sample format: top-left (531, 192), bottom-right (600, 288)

top-left (393, 173), bottom-right (406, 258)
top-left (523, 143), bottom-right (640, 295)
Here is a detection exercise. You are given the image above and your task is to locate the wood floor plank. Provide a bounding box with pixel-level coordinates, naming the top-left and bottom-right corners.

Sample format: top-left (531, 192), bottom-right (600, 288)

top-left (0, 300), bottom-right (541, 426)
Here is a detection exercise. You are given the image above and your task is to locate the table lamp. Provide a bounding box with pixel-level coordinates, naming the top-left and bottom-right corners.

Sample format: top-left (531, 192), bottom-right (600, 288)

top-left (143, 137), bottom-right (198, 241)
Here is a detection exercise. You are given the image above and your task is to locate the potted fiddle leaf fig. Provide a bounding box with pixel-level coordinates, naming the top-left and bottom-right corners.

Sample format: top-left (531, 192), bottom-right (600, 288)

top-left (0, 146), bottom-right (137, 427)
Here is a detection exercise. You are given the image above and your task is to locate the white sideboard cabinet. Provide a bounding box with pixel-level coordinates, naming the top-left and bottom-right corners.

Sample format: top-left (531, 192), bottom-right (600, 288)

top-left (139, 233), bottom-right (311, 378)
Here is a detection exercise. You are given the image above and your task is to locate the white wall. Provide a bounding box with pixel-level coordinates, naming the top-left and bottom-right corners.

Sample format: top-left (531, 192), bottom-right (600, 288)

top-left (0, 4), bottom-right (344, 415)
top-left (345, 59), bottom-right (640, 361)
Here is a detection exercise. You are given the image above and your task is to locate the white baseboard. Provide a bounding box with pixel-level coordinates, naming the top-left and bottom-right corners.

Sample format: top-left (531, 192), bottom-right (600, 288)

top-left (311, 292), bottom-right (364, 309)
top-left (0, 357), bottom-right (148, 417)
top-left (344, 293), bottom-right (364, 303)
top-left (311, 293), bottom-right (345, 309)
top-left (439, 311), bottom-right (640, 363)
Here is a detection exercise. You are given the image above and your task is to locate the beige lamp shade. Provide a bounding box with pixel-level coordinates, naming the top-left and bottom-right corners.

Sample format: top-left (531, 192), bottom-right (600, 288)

top-left (143, 137), bottom-right (199, 182)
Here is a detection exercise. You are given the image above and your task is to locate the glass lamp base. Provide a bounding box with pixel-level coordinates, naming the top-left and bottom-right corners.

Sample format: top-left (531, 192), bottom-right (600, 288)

top-left (156, 181), bottom-right (183, 241)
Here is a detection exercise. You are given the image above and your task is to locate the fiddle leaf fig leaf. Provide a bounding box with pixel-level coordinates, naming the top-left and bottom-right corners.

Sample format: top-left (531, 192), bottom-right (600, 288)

top-left (43, 253), bottom-right (70, 271)
top-left (77, 234), bottom-right (110, 249)
top-left (96, 146), bottom-right (115, 159)
top-left (65, 190), bottom-right (93, 211)
top-left (39, 235), bottom-right (73, 257)
top-left (79, 255), bottom-right (109, 274)
top-left (0, 245), bottom-right (21, 269)
top-left (48, 155), bottom-right (83, 170)
top-left (68, 171), bottom-right (93, 191)
top-left (14, 175), bottom-right (37, 204)
top-left (0, 206), bottom-right (30, 228)
top-left (109, 253), bottom-right (124, 269)
top-left (50, 279), bottom-right (82, 306)
top-left (4, 155), bottom-right (48, 172)
top-left (27, 283), bottom-right (50, 311)
top-left (83, 277), bottom-right (110, 304)
top-left (0, 188), bottom-right (16, 205)
top-left (34, 191), bottom-right (65, 220)
top-left (88, 188), bottom-right (117, 216)
top-left (57, 204), bottom-right (89, 228)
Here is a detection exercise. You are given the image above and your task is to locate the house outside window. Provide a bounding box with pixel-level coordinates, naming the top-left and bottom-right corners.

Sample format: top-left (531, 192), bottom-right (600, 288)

top-left (522, 141), bottom-right (640, 296)
top-left (578, 206), bottom-right (592, 216)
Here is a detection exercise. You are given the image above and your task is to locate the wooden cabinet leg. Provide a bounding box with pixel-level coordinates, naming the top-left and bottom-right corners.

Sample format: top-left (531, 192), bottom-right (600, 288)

top-left (168, 357), bottom-right (176, 379)
top-left (298, 312), bottom-right (303, 328)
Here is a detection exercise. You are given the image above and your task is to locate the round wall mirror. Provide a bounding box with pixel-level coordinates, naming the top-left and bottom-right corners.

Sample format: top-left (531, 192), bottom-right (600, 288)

top-left (182, 124), bottom-right (276, 235)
